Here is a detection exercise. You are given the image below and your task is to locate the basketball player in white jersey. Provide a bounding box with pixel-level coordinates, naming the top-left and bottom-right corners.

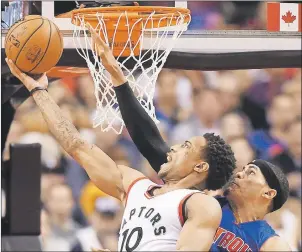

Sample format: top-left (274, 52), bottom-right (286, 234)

top-left (5, 27), bottom-right (236, 251)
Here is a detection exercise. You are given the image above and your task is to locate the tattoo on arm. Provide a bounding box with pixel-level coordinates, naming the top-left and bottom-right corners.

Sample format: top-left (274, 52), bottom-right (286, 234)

top-left (32, 90), bottom-right (86, 153)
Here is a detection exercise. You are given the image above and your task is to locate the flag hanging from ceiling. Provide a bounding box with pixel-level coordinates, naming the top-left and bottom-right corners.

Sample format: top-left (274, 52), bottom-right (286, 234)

top-left (267, 2), bottom-right (302, 32)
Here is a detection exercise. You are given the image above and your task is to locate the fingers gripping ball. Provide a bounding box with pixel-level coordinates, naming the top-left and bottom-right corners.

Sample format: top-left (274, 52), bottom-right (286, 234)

top-left (5, 15), bottom-right (63, 74)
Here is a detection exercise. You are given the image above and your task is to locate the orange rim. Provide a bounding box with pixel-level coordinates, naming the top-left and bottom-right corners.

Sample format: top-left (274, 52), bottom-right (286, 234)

top-left (71, 6), bottom-right (191, 27)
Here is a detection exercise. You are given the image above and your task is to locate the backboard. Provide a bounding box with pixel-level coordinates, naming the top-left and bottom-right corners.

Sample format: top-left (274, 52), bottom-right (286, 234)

top-left (1, 1), bottom-right (301, 79)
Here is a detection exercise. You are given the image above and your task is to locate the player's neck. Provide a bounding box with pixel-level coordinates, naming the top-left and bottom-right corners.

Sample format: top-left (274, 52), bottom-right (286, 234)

top-left (162, 175), bottom-right (206, 192)
top-left (228, 199), bottom-right (265, 223)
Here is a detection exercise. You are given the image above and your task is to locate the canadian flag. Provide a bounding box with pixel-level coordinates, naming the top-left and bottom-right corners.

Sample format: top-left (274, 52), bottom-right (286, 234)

top-left (267, 2), bottom-right (302, 32)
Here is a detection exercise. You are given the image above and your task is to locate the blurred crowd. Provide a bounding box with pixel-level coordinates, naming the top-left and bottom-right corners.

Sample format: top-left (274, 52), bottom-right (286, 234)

top-left (141, 1), bottom-right (268, 30)
top-left (3, 67), bottom-right (301, 251)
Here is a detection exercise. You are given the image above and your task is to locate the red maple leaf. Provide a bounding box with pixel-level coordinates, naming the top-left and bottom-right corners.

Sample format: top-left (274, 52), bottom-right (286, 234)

top-left (282, 11), bottom-right (296, 27)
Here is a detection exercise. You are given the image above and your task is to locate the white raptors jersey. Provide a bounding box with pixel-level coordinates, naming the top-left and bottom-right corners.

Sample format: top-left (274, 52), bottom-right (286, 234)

top-left (118, 177), bottom-right (201, 251)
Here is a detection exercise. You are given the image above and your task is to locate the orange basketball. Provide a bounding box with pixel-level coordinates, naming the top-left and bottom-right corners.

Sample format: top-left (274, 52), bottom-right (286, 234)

top-left (5, 15), bottom-right (63, 74)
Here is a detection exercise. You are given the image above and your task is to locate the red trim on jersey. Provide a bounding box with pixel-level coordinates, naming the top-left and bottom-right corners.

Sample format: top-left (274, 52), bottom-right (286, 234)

top-left (144, 185), bottom-right (162, 199)
top-left (144, 191), bottom-right (153, 199)
top-left (144, 185), bottom-right (154, 199)
top-left (125, 177), bottom-right (147, 206)
top-left (178, 192), bottom-right (200, 226)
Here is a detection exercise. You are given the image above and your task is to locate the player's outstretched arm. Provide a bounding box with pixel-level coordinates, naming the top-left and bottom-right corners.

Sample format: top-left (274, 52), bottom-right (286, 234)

top-left (260, 236), bottom-right (292, 251)
top-left (88, 25), bottom-right (169, 172)
top-left (5, 58), bottom-right (141, 200)
top-left (176, 193), bottom-right (222, 251)
top-left (115, 83), bottom-right (169, 172)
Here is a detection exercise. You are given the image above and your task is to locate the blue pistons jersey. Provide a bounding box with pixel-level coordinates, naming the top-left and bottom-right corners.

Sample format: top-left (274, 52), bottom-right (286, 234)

top-left (211, 197), bottom-right (278, 252)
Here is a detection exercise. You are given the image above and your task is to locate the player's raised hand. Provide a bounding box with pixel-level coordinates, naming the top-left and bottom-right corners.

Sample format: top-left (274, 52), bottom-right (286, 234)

top-left (86, 24), bottom-right (115, 68)
top-left (5, 58), bottom-right (48, 91)
top-left (87, 24), bottom-right (109, 55)
top-left (86, 24), bottom-right (126, 86)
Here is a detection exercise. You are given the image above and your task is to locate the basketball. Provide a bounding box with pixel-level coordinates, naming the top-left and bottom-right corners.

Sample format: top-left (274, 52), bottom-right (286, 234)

top-left (5, 15), bottom-right (63, 74)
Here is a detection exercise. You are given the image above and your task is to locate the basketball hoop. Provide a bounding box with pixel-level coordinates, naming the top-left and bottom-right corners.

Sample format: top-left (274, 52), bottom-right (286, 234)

top-left (71, 6), bottom-right (190, 133)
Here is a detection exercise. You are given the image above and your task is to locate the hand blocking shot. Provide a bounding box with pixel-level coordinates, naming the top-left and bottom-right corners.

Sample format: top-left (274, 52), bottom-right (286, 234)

top-left (5, 21), bottom-right (292, 252)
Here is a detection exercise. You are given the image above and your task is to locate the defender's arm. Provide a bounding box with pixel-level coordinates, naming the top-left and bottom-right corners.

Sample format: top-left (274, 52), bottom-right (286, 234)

top-left (115, 83), bottom-right (169, 172)
top-left (260, 236), bottom-right (292, 251)
top-left (176, 193), bottom-right (222, 251)
top-left (88, 26), bottom-right (169, 173)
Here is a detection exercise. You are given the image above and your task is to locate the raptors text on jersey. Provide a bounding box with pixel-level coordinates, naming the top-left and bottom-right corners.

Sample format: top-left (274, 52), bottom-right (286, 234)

top-left (118, 178), bottom-right (200, 252)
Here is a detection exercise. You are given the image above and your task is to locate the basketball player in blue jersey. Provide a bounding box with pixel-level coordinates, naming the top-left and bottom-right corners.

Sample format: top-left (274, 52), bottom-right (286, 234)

top-left (211, 159), bottom-right (290, 251)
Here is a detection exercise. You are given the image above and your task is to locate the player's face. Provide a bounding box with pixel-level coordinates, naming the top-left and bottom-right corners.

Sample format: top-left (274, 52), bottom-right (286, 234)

top-left (158, 136), bottom-right (208, 181)
top-left (223, 164), bottom-right (275, 203)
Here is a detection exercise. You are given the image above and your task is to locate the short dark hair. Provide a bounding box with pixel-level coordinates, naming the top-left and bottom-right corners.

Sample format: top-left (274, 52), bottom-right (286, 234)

top-left (203, 133), bottom-right (236, 190)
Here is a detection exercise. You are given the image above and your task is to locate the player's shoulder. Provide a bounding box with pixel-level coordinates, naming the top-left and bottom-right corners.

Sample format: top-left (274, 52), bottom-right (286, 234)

top-left (260, 235), bottom-right (292, 251)
top-left (118, 164), bottom-right (145, 177)
top-left (118, 165), bottom-right (149, 201)
top-left (118, 165), bottom-right (148, 187)
top-left (250, 219), bottom-right (277, 235)
top-left (187, 192), bottom-right (221, 206)
top-left (186, 193), bottom-right (222, 223)
top-left (242, 220), bottom-right (281, 250)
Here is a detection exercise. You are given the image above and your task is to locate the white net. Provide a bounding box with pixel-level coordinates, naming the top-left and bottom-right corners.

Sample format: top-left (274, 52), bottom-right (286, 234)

top-left (72, 9), bottom-right (190, 134)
